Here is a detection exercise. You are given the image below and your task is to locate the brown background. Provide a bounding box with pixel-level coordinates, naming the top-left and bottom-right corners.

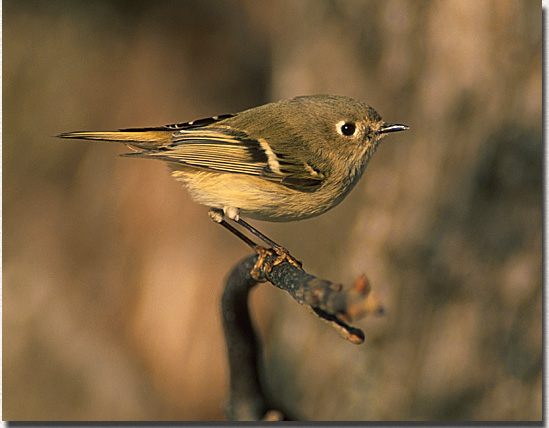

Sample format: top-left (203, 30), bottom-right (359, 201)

top-left (4, 0), bottom-right (542, 421)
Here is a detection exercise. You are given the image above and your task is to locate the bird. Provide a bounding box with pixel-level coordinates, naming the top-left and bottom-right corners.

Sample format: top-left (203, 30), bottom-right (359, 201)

top-left (58, 94), bottom-right (408, 274)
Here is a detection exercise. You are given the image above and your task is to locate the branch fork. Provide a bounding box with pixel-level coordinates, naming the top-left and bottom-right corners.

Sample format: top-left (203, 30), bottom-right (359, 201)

top-left (222, 252), bottom-right (384, 420)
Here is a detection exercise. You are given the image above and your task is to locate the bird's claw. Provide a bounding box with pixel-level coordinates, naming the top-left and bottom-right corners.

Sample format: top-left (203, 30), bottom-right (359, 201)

top-left (251, 246), bottom-right (302, 280)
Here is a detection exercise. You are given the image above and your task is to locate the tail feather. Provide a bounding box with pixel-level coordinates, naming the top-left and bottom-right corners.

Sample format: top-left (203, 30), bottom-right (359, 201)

top-left (56, 130), bottom-right (174, 150)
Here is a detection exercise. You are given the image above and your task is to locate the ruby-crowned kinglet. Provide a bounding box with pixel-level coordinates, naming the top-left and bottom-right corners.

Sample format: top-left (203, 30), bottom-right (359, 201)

top-left (58, 95), bottom-right (407, 259)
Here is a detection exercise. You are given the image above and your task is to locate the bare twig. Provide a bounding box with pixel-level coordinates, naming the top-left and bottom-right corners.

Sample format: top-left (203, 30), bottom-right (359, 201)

top-left (221, 254), bottom-right (269, 421)
top-left (221, 252), bottom-right (383, 420)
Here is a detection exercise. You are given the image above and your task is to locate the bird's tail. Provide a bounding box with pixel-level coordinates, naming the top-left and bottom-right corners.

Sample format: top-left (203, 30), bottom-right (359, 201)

top-left (56, 129), bottom-right (174, 151)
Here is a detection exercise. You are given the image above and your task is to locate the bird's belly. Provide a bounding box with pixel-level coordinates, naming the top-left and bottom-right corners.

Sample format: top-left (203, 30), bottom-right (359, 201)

top-left (171, 169), bottom-right (345, 222)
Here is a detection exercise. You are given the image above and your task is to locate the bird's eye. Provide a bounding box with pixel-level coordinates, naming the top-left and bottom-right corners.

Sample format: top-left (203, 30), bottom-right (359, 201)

top-left (340, 122), bottom-right (356, 136)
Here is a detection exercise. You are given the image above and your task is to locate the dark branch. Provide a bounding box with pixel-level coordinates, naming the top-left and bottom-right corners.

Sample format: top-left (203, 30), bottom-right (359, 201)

top-left (221, 254), bottom-right (269, 420)
top-left (260, 254), bottom-right (383, 344)
top-left (221, 252), bottom-right (384, 421)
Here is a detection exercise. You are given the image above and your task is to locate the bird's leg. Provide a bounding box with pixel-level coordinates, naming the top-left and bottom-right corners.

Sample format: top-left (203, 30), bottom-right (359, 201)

top-left (209, 209), bottom-right (258, 248)
top-left (208, 209), bottom-right (302, 279)
top-left (208, 209), bottom-right (275, 280)
top-left (232, 217), bottom-right (302, 271)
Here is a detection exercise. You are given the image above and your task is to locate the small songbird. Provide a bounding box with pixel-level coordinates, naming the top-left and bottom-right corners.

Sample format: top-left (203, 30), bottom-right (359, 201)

top-left (58, 94), bottom-right (408, 270)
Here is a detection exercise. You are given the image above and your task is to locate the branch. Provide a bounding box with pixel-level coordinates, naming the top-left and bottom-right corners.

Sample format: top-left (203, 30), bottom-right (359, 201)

top-left (221, 252), bottom-right (384, 421)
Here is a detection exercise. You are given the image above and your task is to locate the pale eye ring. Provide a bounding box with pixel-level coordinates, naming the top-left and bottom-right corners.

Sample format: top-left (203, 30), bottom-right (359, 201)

top-left (337, 121), bottom-right (357, 136)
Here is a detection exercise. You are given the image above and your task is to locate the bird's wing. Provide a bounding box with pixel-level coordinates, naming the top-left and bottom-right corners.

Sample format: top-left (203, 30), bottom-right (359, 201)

top-left (120, 114), bottom-right (236, 131)
top-left (122, 126), bottom-right (325, 191)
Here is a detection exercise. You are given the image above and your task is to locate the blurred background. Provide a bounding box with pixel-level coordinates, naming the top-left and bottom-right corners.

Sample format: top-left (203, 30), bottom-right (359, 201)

top-left (3, 0), bottom-right (542, 421)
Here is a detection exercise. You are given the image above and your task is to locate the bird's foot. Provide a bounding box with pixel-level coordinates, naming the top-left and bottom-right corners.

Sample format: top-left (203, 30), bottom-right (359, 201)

top-left (251, 246), bottom-right (302, 280)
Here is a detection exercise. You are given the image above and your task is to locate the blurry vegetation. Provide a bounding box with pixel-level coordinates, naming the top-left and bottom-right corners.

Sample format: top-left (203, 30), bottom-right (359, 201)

top-left (3, 0), bottom-right (541, 421)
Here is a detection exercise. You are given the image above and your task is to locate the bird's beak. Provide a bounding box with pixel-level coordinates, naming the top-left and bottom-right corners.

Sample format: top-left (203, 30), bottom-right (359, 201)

top-left (379, 123), bottom-right (409, 134)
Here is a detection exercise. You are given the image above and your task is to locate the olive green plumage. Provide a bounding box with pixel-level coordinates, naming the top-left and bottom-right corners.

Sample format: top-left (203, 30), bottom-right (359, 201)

top-left (58, 94), bottom-right (408, 222)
